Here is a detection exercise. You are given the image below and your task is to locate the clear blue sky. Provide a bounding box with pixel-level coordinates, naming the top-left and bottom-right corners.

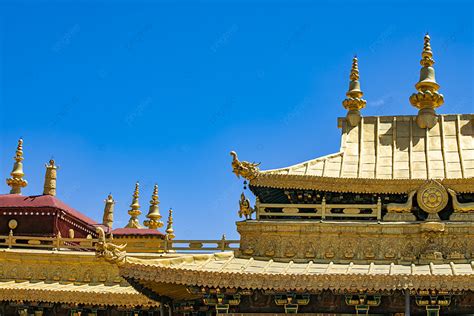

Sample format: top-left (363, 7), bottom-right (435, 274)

top-left (0, 0), bottom-right (472, 239)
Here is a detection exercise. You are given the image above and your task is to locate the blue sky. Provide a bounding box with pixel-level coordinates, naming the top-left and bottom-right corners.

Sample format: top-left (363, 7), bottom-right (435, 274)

top-left (0, 0), bottom-right (472, 239)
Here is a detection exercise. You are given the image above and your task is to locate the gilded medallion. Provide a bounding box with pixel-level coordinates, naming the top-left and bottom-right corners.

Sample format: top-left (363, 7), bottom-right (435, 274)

top-left (416, 180), bottom-right (448, 214)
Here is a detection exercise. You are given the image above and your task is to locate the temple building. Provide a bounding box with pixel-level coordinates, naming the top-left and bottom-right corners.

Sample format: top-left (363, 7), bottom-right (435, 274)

top-left (1, 35), bottom-right (474, 315)
top-left (0, 140), bottom-right (174, 314)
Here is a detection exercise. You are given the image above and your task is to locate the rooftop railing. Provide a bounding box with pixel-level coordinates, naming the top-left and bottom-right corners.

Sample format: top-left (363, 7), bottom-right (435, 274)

top-left (256, 197), bottom-right (382, 221)
top-left (0, 231), bottom-right (239, 253)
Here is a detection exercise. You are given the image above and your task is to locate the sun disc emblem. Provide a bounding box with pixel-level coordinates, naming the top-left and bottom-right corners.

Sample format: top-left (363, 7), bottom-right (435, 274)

top-left (417, 180), bottom-right (448, 214)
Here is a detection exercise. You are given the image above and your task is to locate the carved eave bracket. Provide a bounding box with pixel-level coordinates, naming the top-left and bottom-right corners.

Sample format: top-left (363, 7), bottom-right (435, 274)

top-left (448, 188), bottom-right (474, 221)
top-left (384, 190), bottom-right (417, 222)
top-left (230, 151), bottom-right (261, 181)
top-left (95, 227), bottom-right (127, 266)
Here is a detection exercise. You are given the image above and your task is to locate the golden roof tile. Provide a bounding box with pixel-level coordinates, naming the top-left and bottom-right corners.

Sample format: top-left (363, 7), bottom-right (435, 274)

top-left (262, 114), bottom-right (473, 180)
top-left (120, 252), bottom-right (474, 294)
top-left (0, 281), bottom-right (159, 307)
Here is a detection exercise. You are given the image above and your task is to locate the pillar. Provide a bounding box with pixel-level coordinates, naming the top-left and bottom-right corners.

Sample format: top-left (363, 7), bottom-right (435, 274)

top-left (426, 305), bottom-right (440, 316)
top-left (405, 290), bottom-right (411, 316)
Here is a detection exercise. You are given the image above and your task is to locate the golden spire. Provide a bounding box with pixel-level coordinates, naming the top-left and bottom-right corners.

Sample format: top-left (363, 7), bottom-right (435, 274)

top-left (143, 184), bottom-right (164, 230)
top-left (409, 34), bottom-right (444, 129)
top-left (125, 182), bottom-right (143, 228)
top-left (43, 159), bottom-right (58, 196)
top-left (165, 208), bottom-right (175, 240)
top-left (6, 138), bottom-right (28, 194)
top-left (342, 56), bottom-right (366, 127)
top-left (102, 193), bottom-right (115, 229)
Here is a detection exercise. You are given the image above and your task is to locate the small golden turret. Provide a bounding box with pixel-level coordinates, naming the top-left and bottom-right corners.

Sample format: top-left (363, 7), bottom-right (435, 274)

top-left (342, 56), bottom-right (366, 127)
top-left (102, 194), bottom-right (115, 229)
top-left (6, 139), bottom-right (28, 194)
top-left (125, 182), bottom-right (143, 228)
top-left (165, 208), bottom-right (175, 240)
top-left (43, 159), bottom-right (58, 196)
top-left (409, 34), bottom-right (444, 129)
top-left (143, 184), bottom-right (164, 230)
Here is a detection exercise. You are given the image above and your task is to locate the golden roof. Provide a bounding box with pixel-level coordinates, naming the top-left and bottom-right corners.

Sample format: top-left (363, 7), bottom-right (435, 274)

top-left (120, 252), bottom-right (474, 295)
top-left (262, 114), bottom-right (473, 180)
top-left (0, 280), bottom-right (159, 307)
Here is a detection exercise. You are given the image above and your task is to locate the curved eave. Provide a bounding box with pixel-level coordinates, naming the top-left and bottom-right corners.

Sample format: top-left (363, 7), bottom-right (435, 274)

top-left (120, 253), bottom-right (474, 293)
top-left (250, 173), bottom-right (474, 194)
top-left (0, 281), bottom-right (160, 308)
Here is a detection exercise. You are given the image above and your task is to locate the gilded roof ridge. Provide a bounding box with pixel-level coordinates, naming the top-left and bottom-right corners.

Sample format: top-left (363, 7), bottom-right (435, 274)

top-left (261, 152), bottom-right (343, 174)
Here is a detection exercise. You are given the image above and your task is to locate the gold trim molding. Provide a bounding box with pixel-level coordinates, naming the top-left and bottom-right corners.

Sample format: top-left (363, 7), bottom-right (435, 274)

top-left (250, 174), bottom-right (474, 194)
top-left (120, 260), bottom-right (474, 292)
top-left (0, 282), bottom-right (159, 308)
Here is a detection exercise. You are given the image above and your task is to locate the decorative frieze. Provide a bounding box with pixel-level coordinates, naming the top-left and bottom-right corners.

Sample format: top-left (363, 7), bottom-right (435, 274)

top-left (0, 250), bottom-right (123, 285)
top-left (237, 221), bottom-right (474, 263)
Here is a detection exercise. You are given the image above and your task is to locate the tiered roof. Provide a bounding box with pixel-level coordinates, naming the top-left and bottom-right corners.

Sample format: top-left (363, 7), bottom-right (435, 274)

top-left (95, 35), bottom-right (474, 306)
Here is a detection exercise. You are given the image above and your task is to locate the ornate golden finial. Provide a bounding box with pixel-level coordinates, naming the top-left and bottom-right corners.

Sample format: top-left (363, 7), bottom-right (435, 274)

top-left (342, 56), bottom-right (366, 127)
top-left (349, 55), bottom-right (360, 81)
top-left (102, 193), bottom-right (115, 228)
top-left (144, 184), bottom-right (164, 230)
top-left (125, 182), bottom-right (143, 228)
top-left (238, 192), bottom-right (254, 220)
top-left (43, 159), bottom-right (58, 196)
top-left (165, 208), bottom-right (175, 240)
top-left (6, 138), bottom-right (28, 194)
top-left (230, 151), bottom-right (260, 180)
top-left (409, 34), bottom-right (444, 129)
top-left (421, 33), bottom-right (434, 67)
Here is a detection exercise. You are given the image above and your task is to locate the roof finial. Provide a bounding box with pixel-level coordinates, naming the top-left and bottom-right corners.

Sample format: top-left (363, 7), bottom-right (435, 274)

top-left (350, 55), bottom-right (359, 81)
top-left (144, 184), bottom-right (164, 230)
top-left (421, 33), bottom-right (434, 66)
top-left (6, 138), bottom-right (28, 194)
top-left (102, 193), bottom-right (115, 229)
top-left (342, 56), bottom-right (366, 127)
top-left (43, 159), bottom-right (58, 196)
top-left (165, 208), bottom-right (175, 240)
top-left (409, 34), bottom-right (444, 129)
top-left (125, 182), bottom-right (143, 228)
